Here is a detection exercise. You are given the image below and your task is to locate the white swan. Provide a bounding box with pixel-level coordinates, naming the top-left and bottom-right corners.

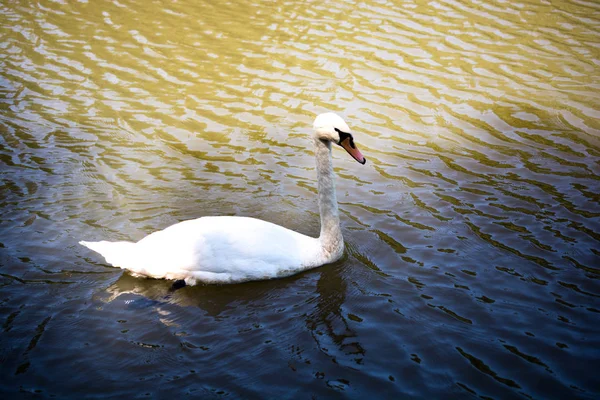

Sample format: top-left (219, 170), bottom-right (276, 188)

top-left (80, 113), bottom-right (366, 285)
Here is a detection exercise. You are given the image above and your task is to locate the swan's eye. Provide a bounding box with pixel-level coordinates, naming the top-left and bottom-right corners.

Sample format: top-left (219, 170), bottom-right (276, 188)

top-left (334, 127), bottom-right (365, 164)
top-left (334, 128), bottom-right (354, 148)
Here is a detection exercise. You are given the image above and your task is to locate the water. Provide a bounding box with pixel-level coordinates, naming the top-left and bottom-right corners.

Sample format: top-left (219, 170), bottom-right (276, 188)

top-left (1, 0), bottom-right (599, 398)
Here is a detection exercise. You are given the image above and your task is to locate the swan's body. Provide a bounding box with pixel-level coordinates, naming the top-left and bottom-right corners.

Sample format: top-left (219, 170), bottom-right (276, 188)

top-left (80, 113), bottom-right (366, 285)
top-left (81, 216), bottom-right (324, 284)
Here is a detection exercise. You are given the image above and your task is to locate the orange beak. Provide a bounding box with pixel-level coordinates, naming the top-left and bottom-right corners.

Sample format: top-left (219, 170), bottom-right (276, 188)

top-left (340, 137), bottom-right (366, 164)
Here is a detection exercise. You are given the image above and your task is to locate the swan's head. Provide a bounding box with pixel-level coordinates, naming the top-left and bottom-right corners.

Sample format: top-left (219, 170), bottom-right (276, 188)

top-left (313, 112), bottom-right (367, 164)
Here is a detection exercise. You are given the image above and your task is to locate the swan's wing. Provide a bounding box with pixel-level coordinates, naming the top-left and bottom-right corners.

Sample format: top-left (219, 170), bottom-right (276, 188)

top-left (134, 216), bottom-right (322, 281)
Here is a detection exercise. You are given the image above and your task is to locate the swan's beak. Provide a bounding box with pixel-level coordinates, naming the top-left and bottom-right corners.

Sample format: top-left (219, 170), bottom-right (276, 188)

top-left (340, 136), bottom-right (366, 165)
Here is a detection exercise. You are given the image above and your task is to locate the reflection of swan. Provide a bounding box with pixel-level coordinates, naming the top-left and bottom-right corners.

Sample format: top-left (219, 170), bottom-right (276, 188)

top-left (80, 113), bottom-right (366, 285)
top-left (100, 270), bottom-right (305, 317)
top-left (307, 260), bottom-right (365, 367)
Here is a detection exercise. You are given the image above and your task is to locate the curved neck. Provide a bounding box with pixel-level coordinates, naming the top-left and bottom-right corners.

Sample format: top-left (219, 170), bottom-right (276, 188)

top-left (314, 139), bottom-right (343, 259)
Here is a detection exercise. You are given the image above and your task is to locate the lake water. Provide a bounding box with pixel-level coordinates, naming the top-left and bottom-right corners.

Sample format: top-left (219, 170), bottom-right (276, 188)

top-left (1, 0), bottom-right (599, 398)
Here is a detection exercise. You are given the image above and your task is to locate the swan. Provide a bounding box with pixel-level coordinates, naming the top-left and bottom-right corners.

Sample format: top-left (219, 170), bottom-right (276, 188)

top-left (80, 113), bottom-right (366, 285)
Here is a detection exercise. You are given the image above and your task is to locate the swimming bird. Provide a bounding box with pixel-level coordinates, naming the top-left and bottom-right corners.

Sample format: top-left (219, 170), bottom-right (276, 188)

top-left (80, 113), bottom-right (366, 285)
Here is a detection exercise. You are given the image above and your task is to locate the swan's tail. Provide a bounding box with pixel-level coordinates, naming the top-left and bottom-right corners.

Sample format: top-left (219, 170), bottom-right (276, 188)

top-left (79, 240), bottom-right (138, 270)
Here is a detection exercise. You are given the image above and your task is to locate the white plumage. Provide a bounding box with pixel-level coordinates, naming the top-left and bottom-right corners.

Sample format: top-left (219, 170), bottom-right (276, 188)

top-left (80, 113), bottom-right (366, 285)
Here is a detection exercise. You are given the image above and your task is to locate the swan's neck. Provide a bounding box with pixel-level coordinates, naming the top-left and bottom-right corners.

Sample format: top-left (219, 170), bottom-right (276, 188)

top-left (314, 139), bottom-right (343, 260)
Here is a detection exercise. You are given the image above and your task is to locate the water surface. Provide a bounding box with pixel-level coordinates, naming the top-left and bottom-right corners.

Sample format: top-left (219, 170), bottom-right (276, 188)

top-left (1, 0), bottom-right (599, 398)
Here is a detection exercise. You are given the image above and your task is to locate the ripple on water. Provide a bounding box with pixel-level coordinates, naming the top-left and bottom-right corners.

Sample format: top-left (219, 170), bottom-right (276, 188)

top-left (1, 0), bottom-right (599, 398)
